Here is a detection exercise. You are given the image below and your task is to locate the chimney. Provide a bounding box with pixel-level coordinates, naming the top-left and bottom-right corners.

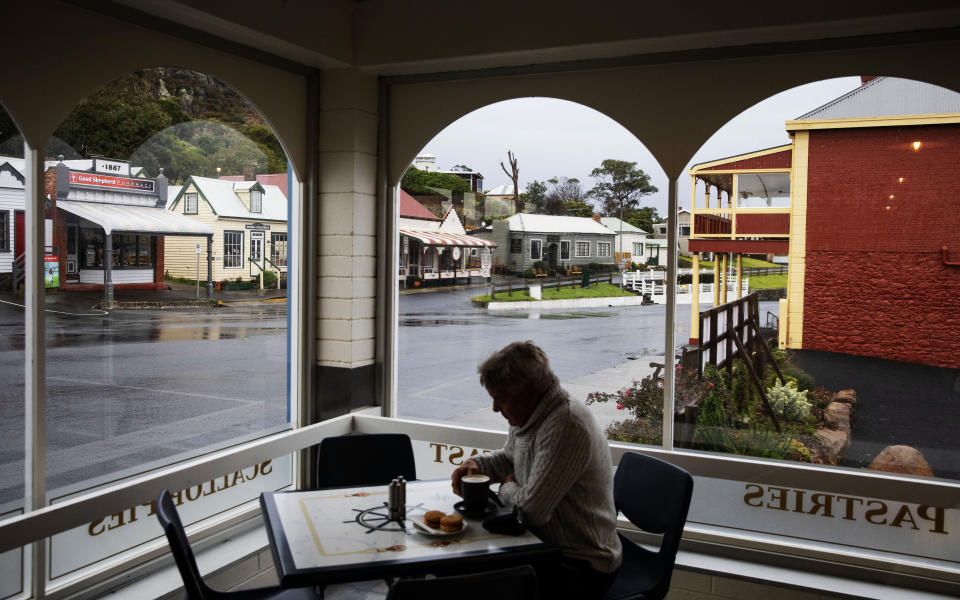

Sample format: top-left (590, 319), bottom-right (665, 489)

top-left (860, 76), bottom-right (878, 85)
top-left (155, 167), bottom-right (168, 207)
top-left (55, 155), bottom-right (70, 199)
top-left (592, 214), bottom-right (601, 222)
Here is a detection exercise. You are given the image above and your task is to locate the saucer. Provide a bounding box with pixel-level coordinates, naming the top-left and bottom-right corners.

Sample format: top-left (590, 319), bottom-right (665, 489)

top-left (454, 500), bottom-right (500, 519)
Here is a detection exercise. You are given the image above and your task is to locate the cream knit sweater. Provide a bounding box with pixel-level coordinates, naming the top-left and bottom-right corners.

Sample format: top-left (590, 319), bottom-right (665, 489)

top-left (471, 384), bottom-right (623, 573)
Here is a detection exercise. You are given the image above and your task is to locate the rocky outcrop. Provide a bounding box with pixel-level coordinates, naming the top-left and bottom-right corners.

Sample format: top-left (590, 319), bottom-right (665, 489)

top-left (811, 389), bottom-right (857, 465)
top-left (868, 445), bottom-right (934, 477)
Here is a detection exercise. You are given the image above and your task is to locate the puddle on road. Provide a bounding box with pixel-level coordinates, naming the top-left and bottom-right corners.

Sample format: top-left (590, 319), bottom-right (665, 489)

top-left (494, 311), bottom-right (616, 320)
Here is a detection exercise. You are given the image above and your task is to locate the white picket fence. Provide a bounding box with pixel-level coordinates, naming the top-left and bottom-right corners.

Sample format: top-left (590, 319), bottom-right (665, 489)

top-left (621, 270), bottom-right (749, 305)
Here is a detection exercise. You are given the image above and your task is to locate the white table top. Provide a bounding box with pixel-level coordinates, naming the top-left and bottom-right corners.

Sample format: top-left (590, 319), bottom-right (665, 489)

top-left (262, 480), bottom-right (553, 585)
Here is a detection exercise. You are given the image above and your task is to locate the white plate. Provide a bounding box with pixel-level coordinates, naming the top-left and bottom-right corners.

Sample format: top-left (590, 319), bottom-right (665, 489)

top-left (411, 517), bottom-right (468, 537)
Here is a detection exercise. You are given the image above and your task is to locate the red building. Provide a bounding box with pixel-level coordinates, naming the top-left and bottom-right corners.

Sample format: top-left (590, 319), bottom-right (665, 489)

top-left (688, 77), bottom-right (960, 369)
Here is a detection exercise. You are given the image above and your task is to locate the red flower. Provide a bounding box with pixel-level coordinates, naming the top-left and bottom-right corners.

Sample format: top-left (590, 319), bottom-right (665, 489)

top-left (616, 403), bottom-right (625, 410)
top-left (707, 382), bottom-right (715, 389)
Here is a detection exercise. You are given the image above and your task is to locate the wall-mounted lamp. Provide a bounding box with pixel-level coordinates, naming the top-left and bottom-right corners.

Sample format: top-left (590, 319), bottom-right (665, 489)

top-left (912, 141), bottom-right (922, 151)
top-left (889, 195), bottom-right (895, 199)
top-left (898, 177), bottom-right (904, 183)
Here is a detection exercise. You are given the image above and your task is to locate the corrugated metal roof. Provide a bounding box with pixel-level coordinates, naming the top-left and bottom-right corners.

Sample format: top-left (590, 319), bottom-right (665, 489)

top-left (182, 176), bottom-right (287, 221)
top-left (600, 217), bottom-right (647, 235)
top-left (797, 76), bottom-right (960, 120)
top-left (507, 213), bottom-right (614, 235)
top-left (57, 199), bottom-right (212, 236)
top-left (485, 184), bottom-right (514, 196)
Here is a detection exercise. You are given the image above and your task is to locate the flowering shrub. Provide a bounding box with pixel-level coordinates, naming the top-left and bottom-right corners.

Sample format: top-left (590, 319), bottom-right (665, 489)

top-left (767, 380), bottom-right (811, 422)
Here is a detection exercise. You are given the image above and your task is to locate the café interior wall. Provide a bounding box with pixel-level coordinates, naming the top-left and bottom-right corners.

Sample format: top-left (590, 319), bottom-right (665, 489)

top-left (0, 1), bottom-right (309, 180)
top-left (388, 41), bottom-right (960, 183)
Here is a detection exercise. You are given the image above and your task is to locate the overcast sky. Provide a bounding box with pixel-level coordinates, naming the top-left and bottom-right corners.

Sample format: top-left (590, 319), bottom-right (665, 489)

top-left (416, 77), bottom-right (861, 215)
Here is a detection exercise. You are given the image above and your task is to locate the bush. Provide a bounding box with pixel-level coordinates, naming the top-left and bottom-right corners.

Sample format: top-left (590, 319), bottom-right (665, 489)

top-left (532, 260), bottom-right (548, 272)
top-left (522, 268), bottom-right (535, 278)
top-left (783, 366), bottom-right (815, 392)
top-left (767, 380), bottom-right (811, 422)
top-left (262, 270), bottom-right (278, 287)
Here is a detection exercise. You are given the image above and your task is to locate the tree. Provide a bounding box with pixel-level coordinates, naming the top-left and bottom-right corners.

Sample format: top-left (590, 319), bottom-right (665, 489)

top-left (587, 159), bottom-right (658, 218)
top-left (500, 150), bottom-right (521, 212)
top-left (545, 176), bottom-right (585, 215)
top-left (523, 180), bottom-right (547, 213)
top-left (626, 206), bottom-right (661, 234)
top-left (400, 166), bottom-right (470, 196)
top-left (564, 200), bottom-right (593, 218)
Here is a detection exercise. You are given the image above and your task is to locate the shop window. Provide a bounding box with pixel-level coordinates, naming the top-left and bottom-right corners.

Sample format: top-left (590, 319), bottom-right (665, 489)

top-left (224, 230), bottom-right (243, 268)
top-left (29, 67), bottom-right (299, 588)
top-left (184, 192), bottom-right (198, 214)
top-left (575, 240), bottom-right (590, 257)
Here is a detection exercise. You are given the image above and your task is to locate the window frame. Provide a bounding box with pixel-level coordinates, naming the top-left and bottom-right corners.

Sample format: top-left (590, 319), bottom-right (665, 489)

top-left (0, 210), bottom-right (8, 251)
top-left (529, 238), bottom-right (543, 260)
top-left (560, 240), bottom-right (570, 260)
top-left (223, 230), bottom-right (244, 269)
top-left (250, 189), bottom-right (263, 214)
top-left (183, 192), bottom-right (198, 215)
top-left (575, 239), bottom-right (591, 257)
top-left (271, 231), bottom-right (288, 267)
top-left (597, 241), bottom-right (611, 258)
top-left (510, 238), bottom-right (522, 253)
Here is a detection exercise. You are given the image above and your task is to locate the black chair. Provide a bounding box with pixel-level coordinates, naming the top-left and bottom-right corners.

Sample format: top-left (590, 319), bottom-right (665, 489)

top-left (155, 489), bottom-right (319, 600)
top-left (316, 433), bottom-right (416, 488)
top-left (386, 565), bottom-right (537, 600)
top-left (603, 453), bottom-right (694, 600)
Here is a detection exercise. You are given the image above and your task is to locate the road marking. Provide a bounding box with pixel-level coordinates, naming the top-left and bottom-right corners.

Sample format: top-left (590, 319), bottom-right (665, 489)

top-left (0, 298), bottom-right (108, 316)
top-left (47, 376), bottom-right (263, 404)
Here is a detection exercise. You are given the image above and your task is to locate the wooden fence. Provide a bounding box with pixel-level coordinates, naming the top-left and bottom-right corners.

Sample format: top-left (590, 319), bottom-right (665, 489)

top-left (696, 291), bottom-right (786, 431)
top-left (741, 265), bottom-right (787, 276)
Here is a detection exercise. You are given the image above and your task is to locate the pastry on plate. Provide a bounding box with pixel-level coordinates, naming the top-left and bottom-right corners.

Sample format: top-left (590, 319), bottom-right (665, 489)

top-left (424, 510), bottom-right (444, 528)
top-left (439, 513), bottom-right (463, 532)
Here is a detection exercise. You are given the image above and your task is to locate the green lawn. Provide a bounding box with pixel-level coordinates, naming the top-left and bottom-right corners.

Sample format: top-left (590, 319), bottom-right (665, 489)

top-left (473, 282), bottom-right (635, 303)
top-left (678, 255), bottom-right (780, 269)
top-left (748, 274), bottom-right (787, 289)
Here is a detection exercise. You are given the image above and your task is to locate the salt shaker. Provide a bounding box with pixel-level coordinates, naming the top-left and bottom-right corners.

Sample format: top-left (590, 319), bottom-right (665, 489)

top-left (388, 478), bottom-right (401, 521)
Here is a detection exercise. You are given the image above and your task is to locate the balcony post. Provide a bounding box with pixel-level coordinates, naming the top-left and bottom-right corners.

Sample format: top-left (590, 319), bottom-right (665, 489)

top-left (720, 252), bottom-right (728, 304)
top-left (735, 253), bottom-right (743, 300)
top-left (690, 252), bottom-right (700, 344)
top-left (713, 253), bottom-right (720, 306)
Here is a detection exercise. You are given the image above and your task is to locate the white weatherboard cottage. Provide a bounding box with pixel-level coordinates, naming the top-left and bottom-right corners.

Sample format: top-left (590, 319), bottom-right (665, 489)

top-left (165, 176), bottom-right (288, 284)
top-left (599, 216), bottom-right (649, 267)
top-left (474, 213), bottom-right (616, 274)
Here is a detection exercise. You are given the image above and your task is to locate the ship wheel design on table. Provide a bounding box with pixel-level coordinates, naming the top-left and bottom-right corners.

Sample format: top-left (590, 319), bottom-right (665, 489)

top-left (346, 502), bottom-right (426, 533)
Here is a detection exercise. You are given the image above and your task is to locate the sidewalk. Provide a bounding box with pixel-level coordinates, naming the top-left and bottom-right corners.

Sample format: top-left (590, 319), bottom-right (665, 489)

top-left (2, 280), bottom-right (287, 312)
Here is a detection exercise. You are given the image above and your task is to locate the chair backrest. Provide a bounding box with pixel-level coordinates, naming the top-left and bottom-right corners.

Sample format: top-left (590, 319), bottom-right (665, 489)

top-left (386, 565), bottom-right (537, 600)
top-left (316, 433), bottom-right (417, 488)
top-left (155, 489), bottom-right (209, 600)
top-left (614, 452), bottom-right (694, 560)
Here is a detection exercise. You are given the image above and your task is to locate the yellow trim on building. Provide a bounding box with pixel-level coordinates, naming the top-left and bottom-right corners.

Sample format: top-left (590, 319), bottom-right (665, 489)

top-left (786, 112), bottom-right (960, 131)
top-left (689, 144), bottom-right (793, 171)
top-left (785, 131), bottom-right (809, 349)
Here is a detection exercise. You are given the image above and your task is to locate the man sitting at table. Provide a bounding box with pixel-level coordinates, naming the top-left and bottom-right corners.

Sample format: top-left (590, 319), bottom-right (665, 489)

top-left (452, 341), bottom-right (622, 598)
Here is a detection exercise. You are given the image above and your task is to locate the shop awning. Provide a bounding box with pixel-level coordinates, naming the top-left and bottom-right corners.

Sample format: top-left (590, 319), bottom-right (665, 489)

top-left (400, 228), bottom-right (496, 247)
top-left (56, 200), bottom-right (213, 236)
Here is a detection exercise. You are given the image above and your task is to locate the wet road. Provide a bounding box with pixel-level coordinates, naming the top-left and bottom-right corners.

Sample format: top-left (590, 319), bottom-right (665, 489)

top-left (0, 299), bottom-right (288, 505)
top-left (398, 286), bottom-right (687, 421)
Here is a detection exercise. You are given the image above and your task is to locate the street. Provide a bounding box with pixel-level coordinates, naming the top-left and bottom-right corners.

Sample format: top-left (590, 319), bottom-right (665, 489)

top-left (0, 287), bottom-right (779, 506)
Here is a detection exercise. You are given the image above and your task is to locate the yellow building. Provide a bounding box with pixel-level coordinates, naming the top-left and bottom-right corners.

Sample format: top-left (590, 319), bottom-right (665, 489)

top-left (165, 176), bottom-right (288, 284)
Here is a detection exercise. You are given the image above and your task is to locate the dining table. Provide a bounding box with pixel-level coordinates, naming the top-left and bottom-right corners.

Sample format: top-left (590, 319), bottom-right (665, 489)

top-left (260, 479), bottom-right (560, 589)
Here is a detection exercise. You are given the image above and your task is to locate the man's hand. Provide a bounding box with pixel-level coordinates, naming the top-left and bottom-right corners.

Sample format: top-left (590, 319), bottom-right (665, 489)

top-left (451, 459), bottom-right (480, 496)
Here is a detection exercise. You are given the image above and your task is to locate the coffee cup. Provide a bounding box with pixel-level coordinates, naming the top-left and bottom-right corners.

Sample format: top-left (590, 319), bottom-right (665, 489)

top-left (461, 474), bottom-right (491, 512)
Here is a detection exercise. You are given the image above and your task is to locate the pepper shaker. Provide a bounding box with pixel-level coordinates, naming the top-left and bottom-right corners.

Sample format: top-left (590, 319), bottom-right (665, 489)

top-left (397, 476), bottom-right (407, 520)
